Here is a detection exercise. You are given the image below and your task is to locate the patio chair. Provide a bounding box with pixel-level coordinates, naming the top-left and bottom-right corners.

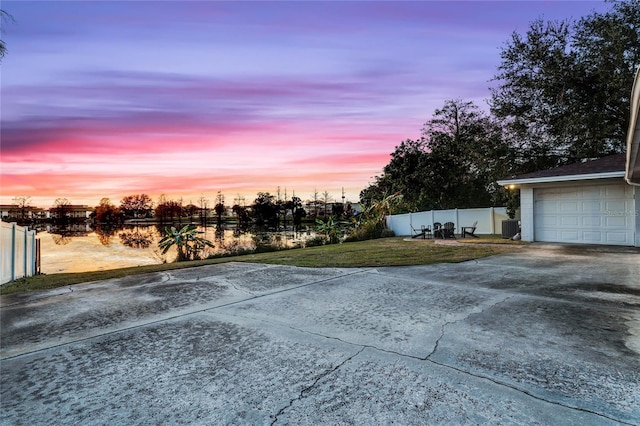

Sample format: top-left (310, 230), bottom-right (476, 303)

top-left (461, 221), bottom-right (478, 238)
top-left (411, 224), bottom-right (432, 239)
top-left (433, 222), bottom-right (443, 239)
top-left (443, 222), bottom-right (456, 239)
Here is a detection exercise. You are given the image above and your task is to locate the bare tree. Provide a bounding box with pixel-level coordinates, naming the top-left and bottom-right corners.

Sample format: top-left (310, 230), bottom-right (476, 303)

top-left (197, 194), bottom-right (209, 225)
top-left (12, 196), bottom-right (32, 221)
top-left (322, 191), bottom-right (332, 217)
top-left (233, 193), bottom-right (246, 208)
top-left (51, 198), bottom-right (72, 222)
top-left (309, 189), bottom-right (321, 218)
top-left (120, 194), bottom-right (154, 219)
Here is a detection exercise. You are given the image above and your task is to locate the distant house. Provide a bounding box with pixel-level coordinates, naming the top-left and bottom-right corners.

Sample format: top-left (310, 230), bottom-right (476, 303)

top-left (1, 204), bottom-right (23, 220)
top-left (498, 69), bottom-right (640, 247)
top-left (48, 205), bottom-right (94, 220)
top-left (0, 204), bottom-right (47, 221)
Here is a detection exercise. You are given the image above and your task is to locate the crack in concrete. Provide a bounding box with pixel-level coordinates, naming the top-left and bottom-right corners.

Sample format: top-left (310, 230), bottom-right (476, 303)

top-left (424, 294), bottom-right (513, 360)
top-left (224, 278), bottom-right (257, 298)
top-left (222, 309), bottom-right (635, 426)
top-left (270, 346), bottom-right (366, 425)
top-left (418, 295), bottom-right (636, 425)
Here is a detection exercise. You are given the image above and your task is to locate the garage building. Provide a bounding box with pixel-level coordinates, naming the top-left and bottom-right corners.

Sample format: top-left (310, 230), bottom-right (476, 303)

top-left (499, 155), bottom-right (639, 247)
top-left (498, 68), bottom-right (640, 247)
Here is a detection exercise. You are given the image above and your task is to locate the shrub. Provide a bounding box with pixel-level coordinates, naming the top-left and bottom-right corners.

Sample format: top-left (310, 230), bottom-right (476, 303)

top-left (381, 229), bottom-right (395, 238)
top-left (305, 235), bottom-right (328, 247)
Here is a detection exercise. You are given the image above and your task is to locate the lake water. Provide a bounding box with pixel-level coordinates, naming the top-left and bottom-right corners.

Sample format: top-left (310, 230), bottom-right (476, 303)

top-left (38, 224), bottom-right (316, 274)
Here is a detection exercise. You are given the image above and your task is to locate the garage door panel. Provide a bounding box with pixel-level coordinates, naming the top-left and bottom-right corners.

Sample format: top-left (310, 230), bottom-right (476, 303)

top-left (582, 201), bottom-right (601, 212)
top-left (559, 230), bottom-right (580, 241)
top-left (560, 216), bottom-right (578, 226)
top-left (537, 201), bottom-right (558, 213)
top-left (536, 229), bottom-right (559, 240)
top-left (605, 200), bottom-right (628, 212)
top-left (538, 216), bottom-right (558, 226)
top-left (534, 184), bottom-right (634, 246)
top-left (606, 232), bottom-right (631, 243)
top-left (605, 186), bottom-right (628, 197)
top-left (582, 187), bottom-right (601, 198)
top-left (605, 216), bottom-right (628, 227)
top-left (559, 202), bottom-right (579, 213)
top-left (582, 231), bottom-right (603, 242)
top-left (582, 216), bottom-right (602, 227)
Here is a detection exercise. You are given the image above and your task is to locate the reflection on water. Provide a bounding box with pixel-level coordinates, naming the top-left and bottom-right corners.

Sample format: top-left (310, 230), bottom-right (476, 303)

top-left (39, 224), bottom-right (314, 274)
top-left (118, 229), bottom-right (154, 249)
top-left (47, 224), bottom-right (91, 246)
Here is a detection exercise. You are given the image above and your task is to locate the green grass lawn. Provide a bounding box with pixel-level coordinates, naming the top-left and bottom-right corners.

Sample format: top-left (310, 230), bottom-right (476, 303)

top-left (1, 236), bottom-right (524, 295)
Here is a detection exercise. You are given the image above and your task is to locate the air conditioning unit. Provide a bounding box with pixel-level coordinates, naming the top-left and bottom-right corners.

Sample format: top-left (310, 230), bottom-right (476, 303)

top-left (501, 219), bottom-right (520, 239)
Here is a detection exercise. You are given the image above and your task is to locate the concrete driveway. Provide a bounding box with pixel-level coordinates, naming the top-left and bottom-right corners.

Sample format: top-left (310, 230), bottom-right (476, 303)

top-left (1, 243), bottom-right (639, 425)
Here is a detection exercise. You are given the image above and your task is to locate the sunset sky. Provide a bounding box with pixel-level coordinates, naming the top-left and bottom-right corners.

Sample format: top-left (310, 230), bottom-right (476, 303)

top-left (1, 1), bottom-right (611, 208)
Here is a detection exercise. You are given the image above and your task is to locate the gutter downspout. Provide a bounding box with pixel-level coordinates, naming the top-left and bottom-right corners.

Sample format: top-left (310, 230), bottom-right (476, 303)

top-left (626, 67), bottom-right (640, 186)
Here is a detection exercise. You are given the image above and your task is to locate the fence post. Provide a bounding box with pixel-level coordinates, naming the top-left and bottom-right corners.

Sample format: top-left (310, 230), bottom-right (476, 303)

top-left (11, 223), bottom-right (16, 282)
top-left (37, 238), bottom-right (41, 275)
top-left (24, 226), bottom-right (28, 279)
top-left (490, 207), bottom-right (495, 234)
top-left (32, 231), bottom-right (37, 276)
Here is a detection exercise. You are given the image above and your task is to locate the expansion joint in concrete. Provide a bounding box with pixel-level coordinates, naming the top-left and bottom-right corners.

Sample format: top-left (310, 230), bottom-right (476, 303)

top-left (270, 347), bottom-right (366, 425)
top-left (424, 357), bottom-right (636, 426)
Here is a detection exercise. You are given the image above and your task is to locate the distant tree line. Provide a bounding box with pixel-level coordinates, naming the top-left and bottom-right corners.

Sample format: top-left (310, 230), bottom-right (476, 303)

top-left (362, 0), bottom-right (639, 214)
top-left (4, 190), bottom-right (355, 229)
top-left (87, 190), bottom-right (355, 229)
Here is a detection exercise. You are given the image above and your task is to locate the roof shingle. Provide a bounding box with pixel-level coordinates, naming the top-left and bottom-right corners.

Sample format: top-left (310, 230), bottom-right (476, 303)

top-left (508, 154), bottom-right (626, 180)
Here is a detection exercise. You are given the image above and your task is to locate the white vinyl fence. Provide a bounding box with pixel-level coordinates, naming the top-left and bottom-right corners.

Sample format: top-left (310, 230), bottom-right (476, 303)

top-left (386, 207), bottom-right (509, 237)
top-left (1, 222), bottom-right (39, 285)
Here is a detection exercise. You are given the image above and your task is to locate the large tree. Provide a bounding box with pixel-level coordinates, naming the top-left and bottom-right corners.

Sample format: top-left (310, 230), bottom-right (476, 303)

top-left (491, 0), bottom-right (640, 170)
top-left (251, 192), bottom-right (278, 227)
top-left (120, 194), bottom-right (154, 219)
top-left (422, 100), bottom-right (513, 209)
top-left (361, 100), bottom-right (512, 211)
top-left (360, 138), bottom-right (429, 212)
top-left (154, 197), bottom-right (183, 223)
top-left (214, 191), bottom-right (226, 223)
top-left (93, 198), bottom-right (122, 224)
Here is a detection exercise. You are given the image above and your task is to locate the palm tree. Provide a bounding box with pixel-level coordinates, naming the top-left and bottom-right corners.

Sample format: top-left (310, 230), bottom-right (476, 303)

top-left (349, 192), bottom-right (403, 241)
top-left (158, 225), bottom-right (214, 261)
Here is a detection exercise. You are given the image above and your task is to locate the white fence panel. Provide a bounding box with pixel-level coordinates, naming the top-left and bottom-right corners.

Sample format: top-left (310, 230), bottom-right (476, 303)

top-left (1, 222), bottom-right (38, 285)
top-left (1, 223), bottom-right (13, 284)
top-left (386, 213), bottom-right (411, 236)
top-left (386, 207), bottom-right (508, 236)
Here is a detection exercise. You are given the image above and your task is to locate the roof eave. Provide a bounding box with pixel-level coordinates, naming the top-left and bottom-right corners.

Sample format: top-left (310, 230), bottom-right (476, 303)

top-left (498, 171), bottom-right (625, 187)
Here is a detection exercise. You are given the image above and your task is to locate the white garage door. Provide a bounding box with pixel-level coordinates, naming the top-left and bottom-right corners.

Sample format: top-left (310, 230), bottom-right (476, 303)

top-left (534, 184), bottom-right (635, 245)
